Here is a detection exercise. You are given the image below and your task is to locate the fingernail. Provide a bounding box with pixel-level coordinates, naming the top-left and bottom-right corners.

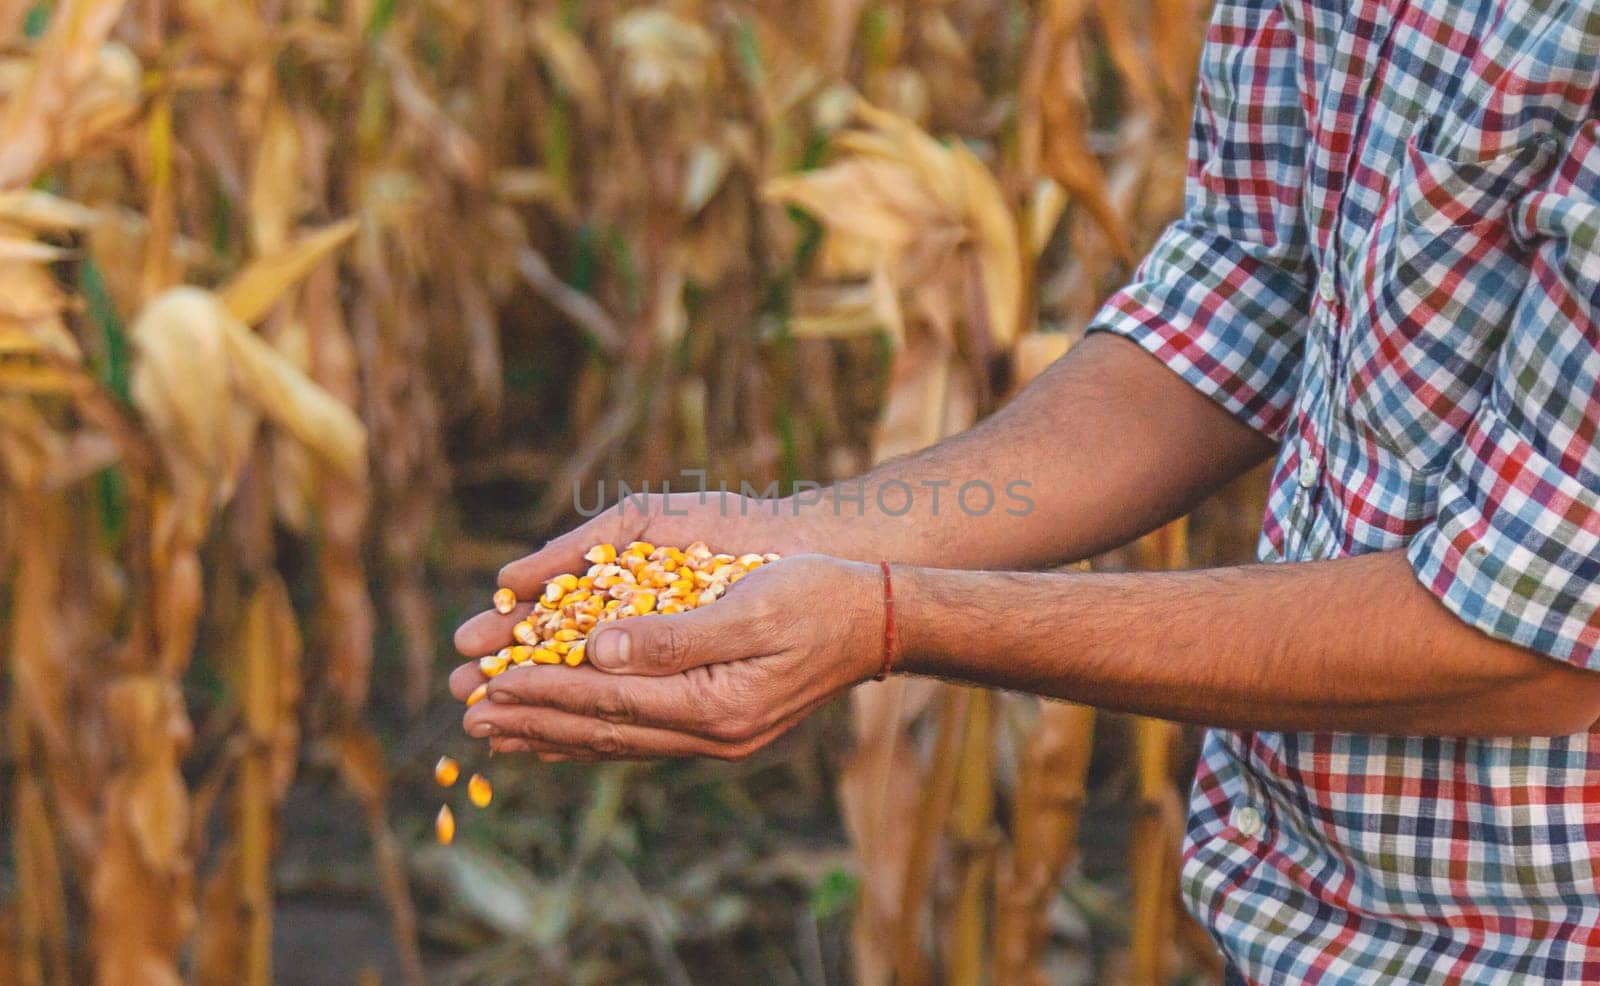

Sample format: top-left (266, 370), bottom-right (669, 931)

top-left (591, 628), bottom-right (631, 670)
top-left (470, 721), bottom-right (495, 738)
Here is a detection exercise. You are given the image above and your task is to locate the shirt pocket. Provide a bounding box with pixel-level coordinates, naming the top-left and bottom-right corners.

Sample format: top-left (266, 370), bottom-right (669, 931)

top-left (1342, 132), bottom-right (1557, 474)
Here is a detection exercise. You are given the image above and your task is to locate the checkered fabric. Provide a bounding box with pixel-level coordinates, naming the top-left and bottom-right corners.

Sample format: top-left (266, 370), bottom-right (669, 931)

top-left (1086, 0), bottom-right (1600, 982)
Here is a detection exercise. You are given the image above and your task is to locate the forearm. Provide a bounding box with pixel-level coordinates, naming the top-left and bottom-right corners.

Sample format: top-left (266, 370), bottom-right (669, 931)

top-left (786, 333), bottom-right (1274, 570)
top-left (894, 551), bottom-right (1600, 736)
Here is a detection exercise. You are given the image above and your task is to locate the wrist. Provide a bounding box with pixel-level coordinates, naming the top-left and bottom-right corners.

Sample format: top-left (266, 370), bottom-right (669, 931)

top-left (873, 563), bottom-right (943, 678)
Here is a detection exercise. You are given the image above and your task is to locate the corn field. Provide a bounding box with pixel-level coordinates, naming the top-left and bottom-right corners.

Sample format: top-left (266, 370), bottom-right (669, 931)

top-left (0, 0), bottom-right (1265, 983)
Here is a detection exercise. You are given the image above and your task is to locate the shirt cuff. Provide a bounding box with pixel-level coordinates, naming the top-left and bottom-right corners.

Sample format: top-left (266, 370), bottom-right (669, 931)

top-left (1408, 405), bottom-right (1600, 670)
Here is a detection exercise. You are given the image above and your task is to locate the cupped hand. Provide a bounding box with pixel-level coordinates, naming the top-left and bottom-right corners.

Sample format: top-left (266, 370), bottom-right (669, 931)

top-left (450, 554), bottom-right (885, 760)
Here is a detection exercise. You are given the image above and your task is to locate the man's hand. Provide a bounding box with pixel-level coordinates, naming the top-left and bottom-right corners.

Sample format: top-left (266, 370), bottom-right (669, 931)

top-left (450, 555), bottom-right (884, 760)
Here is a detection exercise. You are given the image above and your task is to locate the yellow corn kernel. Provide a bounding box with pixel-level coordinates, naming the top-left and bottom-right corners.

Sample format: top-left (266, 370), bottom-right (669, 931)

top-left (658, 601), bottom-right (684, 615)
top-left (550, 640), bottom-right (570, 656)
top-left (542, 583), bottom-right (563, 606)
top-left (436, 804), bottom-right (456, 845)
top-left (737, 553), bottom-right (764, 570)
top-left (565, 589), bottom-right (592, 604)
top-left (466, 683), bottom-right (488, 707)
top-left (577, 575), bottom-right (594, 590)
top-left (630, 591), bottom-right (657, 616)
top-left (467, 773), bottom-right (493, 808)
top-left (493, 587), bottom-right (517, 615)
top-left (626, 540), bottom-right (656, 557)
top-left (697, 587), bottom-right (722, 606)
top-left (531, 647), bottom-right (561, 665)
top-left (730, 570), bottom-right (747, 583)
top-left (513, 621), bottom-right (538, 646)
top-left (553, 628), bottom-right (581, 642)
top-left (479, 652), bottom-right (510, 677)
top-left (558, 616), bottom-right (579, 632)
top-left (685, 541), bottom-right (711, 560)
top-left (552, 573), bottom-right (579, 593)
top-left (434, 756), bottom-right (460, 787)
top-left (669, 578), bottom-right (694, 594)
top-left (604, 598), bottom-right (622, 613)
top-left (585, 543), bottom-right (618, 565)
top-left (509, 645), bottom-right (536, 664)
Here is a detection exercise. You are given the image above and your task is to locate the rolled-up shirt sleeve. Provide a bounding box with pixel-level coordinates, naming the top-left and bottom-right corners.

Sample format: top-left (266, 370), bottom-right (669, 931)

top-left (1085, 0), bottom-right (1312, 441)
top-left (1408, 120), bottom-right (1600, 669)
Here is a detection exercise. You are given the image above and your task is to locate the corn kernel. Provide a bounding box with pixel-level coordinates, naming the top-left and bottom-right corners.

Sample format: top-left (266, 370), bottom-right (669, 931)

top-left (531, 647), bottom-right (561, 665)
top-left (509, 645), bottom-right (536, 664)
top-left (466, 683), bottom-right (488, 707)
top-left (467, 773), bottom-right (493, 808)
top-left (553, 628), bottom-right (580, 642)
top-left (436, 804), bottom-right (456, 845)
top-left (585, 543), bottom-right (617, 565)
top-left (434, 756), bottom-right (460, 787)
top-left (552, 573), bottom-right (579, 593)
top-left (493, 587), bottom-right (517, 615)
top-left (565, 641), bottom-right (586, 666)
top-left (630, 591), bottom-right (657, 615)
top-left (479, 652), bottom-right (510, 677)
top-left (514, 621), bottom-right (538, 646)
top-left (626, 541), bottom-right (655, 557)
top-left (542, 583), bottom-right (564, 606)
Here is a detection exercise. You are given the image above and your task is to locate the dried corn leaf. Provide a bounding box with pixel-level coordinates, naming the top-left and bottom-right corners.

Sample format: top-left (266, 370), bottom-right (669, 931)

top-left (220, 219), bottom-right (359, 326)
top-left (0, 0), bottom-right (131, 188)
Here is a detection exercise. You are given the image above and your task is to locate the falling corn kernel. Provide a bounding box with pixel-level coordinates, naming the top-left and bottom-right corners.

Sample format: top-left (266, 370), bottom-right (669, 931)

top-left (468, 773), bottom-right (493, 808)
top-left (434, 756), bottom-right (460, 787)
top-left (493, 587), bottom-right (517, 615)
top-left (436, 804), bottom-right (456, 845)
top-left (466, 683), bottom-right (488, 707)
top-left (479, 652), bottom-right (509, 677)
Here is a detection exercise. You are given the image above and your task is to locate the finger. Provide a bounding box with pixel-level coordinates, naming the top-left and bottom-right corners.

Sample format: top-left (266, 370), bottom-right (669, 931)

top-left (497, 509), bottom-right (642, 599)
top-left (448, 661), bottom-right (487, 703)
top-left (453, 602), bottom-right (536, 657)
top-left (585, 588), bottom-right (777, 676)
top-left (466, 703), bottom-right (732, 758)
top-left (477, 692), bottom-right (833, 762)
top-left (485, 663), bottom-right (731, 739)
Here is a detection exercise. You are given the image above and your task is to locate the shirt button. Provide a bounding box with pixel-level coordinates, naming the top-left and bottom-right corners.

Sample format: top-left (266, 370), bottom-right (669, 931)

top-left (1297, 454), bottom-right (1319, 488)
top-left (1230, 803), bottom-right (1264, 838)
top-left (1318, 269), bottom-right (1336, 304)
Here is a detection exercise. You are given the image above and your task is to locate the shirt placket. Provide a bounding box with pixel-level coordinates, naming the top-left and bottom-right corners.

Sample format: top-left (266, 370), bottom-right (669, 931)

top-left (1287, 1), bottom-right (1398, 563)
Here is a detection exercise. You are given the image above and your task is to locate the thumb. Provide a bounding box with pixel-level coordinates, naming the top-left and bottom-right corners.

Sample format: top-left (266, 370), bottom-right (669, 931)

top-left (588, 594), bottom-right (767, 676)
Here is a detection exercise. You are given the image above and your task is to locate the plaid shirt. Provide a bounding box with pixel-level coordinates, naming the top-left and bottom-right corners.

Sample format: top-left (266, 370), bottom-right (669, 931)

top-left (1087, 0), bottom-right (1600, 981)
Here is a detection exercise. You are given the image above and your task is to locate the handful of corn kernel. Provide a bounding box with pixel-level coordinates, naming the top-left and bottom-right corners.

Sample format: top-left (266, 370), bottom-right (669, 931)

top-left (436, 541), bottom-right (779, 844)
top-left (461, 540), bottom-right (780, 707)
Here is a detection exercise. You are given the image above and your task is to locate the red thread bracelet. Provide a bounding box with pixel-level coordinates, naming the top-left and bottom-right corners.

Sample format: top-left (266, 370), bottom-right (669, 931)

top-left (876, 560), bottom-right (896, 681)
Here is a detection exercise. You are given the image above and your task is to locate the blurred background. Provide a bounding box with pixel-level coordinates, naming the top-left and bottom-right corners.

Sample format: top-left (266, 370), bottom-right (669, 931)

top-left (0, 0), bottom-right (1271, 983)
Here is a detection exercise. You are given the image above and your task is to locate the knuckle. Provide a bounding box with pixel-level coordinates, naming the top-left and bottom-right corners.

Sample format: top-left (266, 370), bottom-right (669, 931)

top-left (590, 685), bottom-right (636, 724)
top-left (590, 722), bottom-right (627, 757)
top-left (653, 620), bottom-right (691, 671)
